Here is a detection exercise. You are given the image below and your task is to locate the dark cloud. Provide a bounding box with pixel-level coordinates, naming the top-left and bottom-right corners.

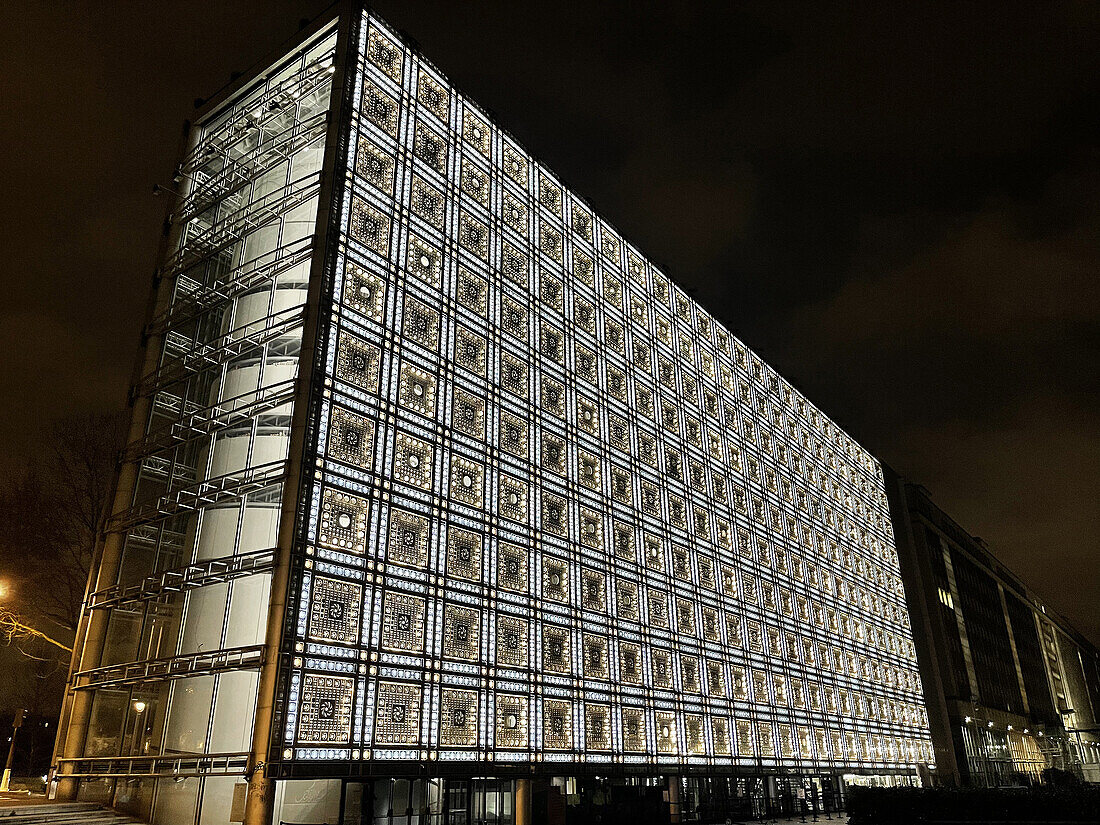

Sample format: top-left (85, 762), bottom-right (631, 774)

top-left (1, 1), bottom-right (1096, 641)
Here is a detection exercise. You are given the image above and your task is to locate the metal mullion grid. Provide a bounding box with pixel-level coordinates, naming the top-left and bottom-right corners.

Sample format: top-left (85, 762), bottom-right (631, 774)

top-left (349, 110), bottom-right (401, 181)
top-left (346, 121), bottom-right (399, 206)
top-left (593, 220), bottom-right (622, 277)
top-left (565, 194), bottom-right (597, 253)
top-left (533, 165), bottom-right (564, 227)
top-left (599, 342), bottom-right (631, 405)
top-left (347, 24), bottom-right (932, 774)
top-left (457, 145), bottom-right (494, 230)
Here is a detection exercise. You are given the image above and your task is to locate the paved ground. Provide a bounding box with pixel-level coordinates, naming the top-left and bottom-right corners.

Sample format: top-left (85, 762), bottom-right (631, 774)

top-left (702, 817), bottom-right (850, 825)
top-left (0, 790), bottom-right (49, 807)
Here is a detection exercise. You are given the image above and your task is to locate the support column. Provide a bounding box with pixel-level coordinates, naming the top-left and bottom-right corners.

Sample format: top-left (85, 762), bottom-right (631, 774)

top-left (53, 120), bottom-right (192, 802)
top-left (515, 778), bottom-right (532, 825)
top-left (667, 775), bottom-right (681, 824)
top-left (242, 10), bottom-right (358, 825)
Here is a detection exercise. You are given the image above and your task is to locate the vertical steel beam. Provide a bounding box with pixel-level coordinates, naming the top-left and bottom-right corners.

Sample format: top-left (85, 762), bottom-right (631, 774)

top-left (242, 6), bottom-right (357, 824)
top-left (53, 117), bottom-right (195, 803)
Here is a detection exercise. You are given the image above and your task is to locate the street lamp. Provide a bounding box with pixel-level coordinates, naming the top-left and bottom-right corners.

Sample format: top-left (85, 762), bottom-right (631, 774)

top-left (130, 701), bottom-right (148, 757)
top-left (0, 709), bottom-right (24, 792)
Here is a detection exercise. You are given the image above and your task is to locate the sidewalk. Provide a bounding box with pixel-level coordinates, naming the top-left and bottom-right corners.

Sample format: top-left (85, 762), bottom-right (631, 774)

top-left (0, 790), bottom-right (49, 807)
top-left (700, 816), bottom-right (850, 825)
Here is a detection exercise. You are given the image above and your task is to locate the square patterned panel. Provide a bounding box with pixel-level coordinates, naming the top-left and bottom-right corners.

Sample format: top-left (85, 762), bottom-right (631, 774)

top-left (581, 568), bottom-right (605, 612)
top-left (615, 580), bottom-right (638, 620)
top-left (585, 704), bottom-right (612, 751)
top-left (499, 414), bottom-right (527, 461)
top-left (685, 716), bottom-right (705, 756)
top-left (449, 456), bottom-right (485, 508)
top-left (651, 649), bottom-right (673, 690)
top-left (498, 475), bottom-right (528, 523)
top-left (366, 25), bottom-right (402, 80)
top-left (543, 699), bottom-right (573, 750)
top-left (618, 642), bottom-right (641, 685)
top-left (655, 711), bottom-right (677, 755)
top-left (342, 263), bottom-right (386, 322)
top-left (582, 635), bottom-right (608, 679)
top-left (297, 674), bottom-right (355, 744)
top-left (496, 543), bottom-right (528, 593)
top-left (317, 488), bottom-right (369, 554)
top-left (397, 362), bottom-right (437, 418)
top-left (541, 625), bottom-right (571, 675)
top-left (495, 615), bottom-right (528, 669)
top-left (621, 708), bottom-right (646, 753)
top-left (541, 556), bottom-right (568, 603)
top-left (381, 592), bottom-right (427, 653)
top-left (386, 508), bottom-right (429, 569)
top-left (327, 406), bottom-right (375, 469)
top-left (494, 695), bottom-right (529, 749)
top-left (335, 331), bottom-right (381, 393)
top-left (308, 577), bottom-right (362, 644)
top-left (393, 433), bottom-right (434, 490)
top-left (401, 296), bottom-right (440, 352)
top-left (452, 390), bottom-right (486, 438)
top-left (446, 527), bottom-right (482, 582)
top-left (374, 682), bottom-right (422, 746)
top-left (713, 717), bottom-right (732, 756)
top-left (439, 688), bottom-right (479, 747)
top-left (681, 656), bottom-right (700, 694)
top-left (349, 199), bottom-right (390, 256)
top-left (443, 604), bottom-right (480, 661)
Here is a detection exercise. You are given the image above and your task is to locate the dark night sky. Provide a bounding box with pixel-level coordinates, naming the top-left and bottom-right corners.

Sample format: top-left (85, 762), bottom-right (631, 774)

top-left (2, 2), bottom-right (1097, 643)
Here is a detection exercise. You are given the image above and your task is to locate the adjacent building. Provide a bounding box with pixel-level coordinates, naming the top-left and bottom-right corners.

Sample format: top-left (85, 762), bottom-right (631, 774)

top-left (52, 5), bottom-right (934, 823)
top-left (886, 468), bottom-right (1100, 787)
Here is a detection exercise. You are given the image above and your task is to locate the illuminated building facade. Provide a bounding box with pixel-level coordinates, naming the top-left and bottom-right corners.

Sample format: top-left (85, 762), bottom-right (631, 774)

top-left (886, 470), bottom-right (1100, 788)
top-left (53, 5), bottom-right (933, 823)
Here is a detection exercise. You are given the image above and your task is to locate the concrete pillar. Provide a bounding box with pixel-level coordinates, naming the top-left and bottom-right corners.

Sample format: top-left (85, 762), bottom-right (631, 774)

top-left (515, 778), bottom-right (532, 825)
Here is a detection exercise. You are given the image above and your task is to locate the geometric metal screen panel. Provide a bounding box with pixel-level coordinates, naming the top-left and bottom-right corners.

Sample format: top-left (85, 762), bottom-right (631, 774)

top-left (284, 7), bottom-right (934, 772)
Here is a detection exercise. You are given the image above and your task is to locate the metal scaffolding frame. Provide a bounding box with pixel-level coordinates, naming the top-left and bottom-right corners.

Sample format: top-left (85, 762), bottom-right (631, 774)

top-left (134, 306), bottom-right (304, 399)
top-left (106, 460), bottom-right (288, 534)
top-left (88, 548), bottom-right (277, 611)
top-left (57, 752), bottom-right (251, 779)
top-left (178, 112), bottom-right (328, 228)
top-left (147, 236), bottom-right (314, 338)
top-left (125, 379), bottom-right (297, 464)
top-left (73, 644), bottom-right (265, 690)
top-left (160, 172), bottom-right (322, 282)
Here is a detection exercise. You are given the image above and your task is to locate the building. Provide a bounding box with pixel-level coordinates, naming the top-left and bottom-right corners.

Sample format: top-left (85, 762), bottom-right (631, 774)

top-left (886, 468), bottom-right (1100, 787)
top-left (52, 5), bottom-right (934, 823)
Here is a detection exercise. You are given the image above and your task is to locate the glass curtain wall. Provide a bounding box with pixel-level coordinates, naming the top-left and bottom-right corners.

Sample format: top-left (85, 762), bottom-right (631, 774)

top-left (70, 26), bottom-right (338, 825)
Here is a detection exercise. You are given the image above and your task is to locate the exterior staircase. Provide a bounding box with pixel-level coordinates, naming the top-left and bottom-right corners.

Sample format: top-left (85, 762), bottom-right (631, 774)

top-left (0, 802), bottom-right (142, 824)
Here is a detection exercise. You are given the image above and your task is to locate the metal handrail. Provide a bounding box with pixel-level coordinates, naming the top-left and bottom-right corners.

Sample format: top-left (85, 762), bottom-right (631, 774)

top-left (134, 304), bottom-right (304, 398)
top-left (88, 547), bottom-right (277, 611)
top-left (147, 235), bottom-right (314, 337)
top-left (124, 378), bottom-right (296, 463)
top-left (56, 751), bottom-right (250, 778)
top-left (106, 460), bottom-right (288, 534)
top-left (73, 644), bottom-right (264, 690)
